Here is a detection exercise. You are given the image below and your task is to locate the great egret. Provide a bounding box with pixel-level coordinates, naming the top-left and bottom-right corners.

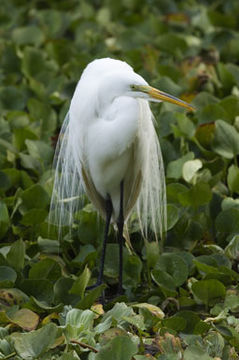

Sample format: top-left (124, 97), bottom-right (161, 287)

top-left (50, 58), bottom-right (194, 294)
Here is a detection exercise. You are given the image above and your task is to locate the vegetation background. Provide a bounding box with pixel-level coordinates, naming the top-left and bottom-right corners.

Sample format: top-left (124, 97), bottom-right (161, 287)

top-left (1, 0), bottom-right (239, 358)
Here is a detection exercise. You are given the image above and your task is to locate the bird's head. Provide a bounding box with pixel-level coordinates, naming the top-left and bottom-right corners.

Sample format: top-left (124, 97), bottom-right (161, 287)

top-left (98, 68), bottom-right (194, 112)
top-left (130, 83), bottom-right (195, 112)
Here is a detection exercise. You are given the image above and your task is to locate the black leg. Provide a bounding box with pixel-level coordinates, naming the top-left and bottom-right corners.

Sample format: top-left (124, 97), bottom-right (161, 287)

top-left (86, 195), bottom-right (112, 290)
top-left (117, 181), bottom-right (124, 295)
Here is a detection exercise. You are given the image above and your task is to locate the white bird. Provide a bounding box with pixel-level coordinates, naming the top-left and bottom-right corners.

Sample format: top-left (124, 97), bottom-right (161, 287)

top-left (50, 58), bottom-right (194, 294)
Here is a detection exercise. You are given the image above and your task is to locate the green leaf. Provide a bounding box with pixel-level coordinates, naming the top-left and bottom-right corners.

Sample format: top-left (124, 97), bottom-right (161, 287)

top-left (19, 279), bottom-right (54, 304)
top-left (20, 184), bottom-right (50, 212)
top-left (0, 86), bottom-right (27, 110)
top-left (25, 139), bottom-right (53, 166)
top-left (21, 209), bottom-right (48, 225)
top-left (152, 269), bottom-right (177, 292)
top-left (29, 258), bottom-right (61, 282)
top-left (225, 235), bottom-right (239, 260)
top-left (7, 308), bottom-right (39, 331)
top-left (152, 253), bottom-right (188, 291)
top-left (37, 237), bottom-right (60, 254)
top-left (195, 123), bottom-right (215, 149)
top-left (145, 240), bottom-right (160, 268)
top-left (167, 152), bottom-right (194, 179)
top-left (216, 208), bottom-right (239, 237)
top-left (7, 239), bottom-right (25, 271)
top-left (95, 336), bottom-right (138, 360)
top-left (212, 120), bottom-right (239, 159)
top-left (191, 279), bottom-right (226, 306)
top-left (12, 322), bottom-right (58, 359)
top-left (54, 277), bottom-right (81, 305)
top-left (182, 160), bottom-right (203, 183)
top-left (0, 266), bottom-right (17, 287)
top-left (178, 183), bottom-right (212, 207)
top-left (69, 266), bottom-right (91, 297)
top-left (0, 201), bottom-right (10, 239)
top-left (162, 316), bottom-right (186, 332)
top-left (77, 284), bottom-right (106, 309)
top-left (157, 254), bottom-right (189, 286)
top-left (167, 204), bottom-right (180, 230)
top-left (175, 311), bottom-right (200, 333)
top-left (184, 345), bottom-right (213, 360)
top-left (12, 26), bottom-right (45, 46)
top-left (64, 308), bottom-right (95, 341)
top-left (13, 127), bottom-right (37, 151)
top-left (227, 165), bottom-right (239, 194)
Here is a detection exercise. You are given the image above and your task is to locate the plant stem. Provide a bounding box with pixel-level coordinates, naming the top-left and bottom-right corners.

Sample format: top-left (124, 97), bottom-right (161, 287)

top-left (70, 339), bottom-right (98, 353)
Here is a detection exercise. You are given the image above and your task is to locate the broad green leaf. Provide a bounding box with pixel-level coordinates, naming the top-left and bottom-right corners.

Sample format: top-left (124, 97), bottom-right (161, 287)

top-left (152, 253), bottom-right (188, 292)
top-left (12, 26), bottom-right (45, 46)
top-left (133, 303), bottom-right (164, 319)
top-left (25, 139), bottom-right (53, 166)
top-left (204, 331), bottom-right (224, 358)
top-left (0, 266), bottom-right (17, 287)
top-left (184, 345), bottom-right (213, 360)
top-left (13, 127), bottom-right (37, 151)
top-left (65, 308), bottom-right (95, 328)
top-left (173, 113), bottom-right (195, 139)
top-left (192, 279), bottom-right (226, 306)
top-left (0, 86), bottom-right (27, 110)
top-left (54, 277), bottom-right (81, 306)
top-left (145, 240), bottom-right (160, 268)
top-left (197, 104), bottom-right (227, 125)
top-left (227, 165), bottom-right (239, 194)
top-left (77, 284), bottom-right (106, 309)
top-left (20, 184), bottom-right (50, 212)
top-left (36, 9), bottom-right (71, 38)
top-left (167, 152), bottom-right (194, 179)
top-left (59, 351), bottom-right (81, 360)
top-left (29, 258), bottom-right (61, 282)
top-left (37, 237), bottom-right (60, 254)
top-left (0, 288), bottom-right (29, 307)
top-left (7, 239), bottom-right (25, 271)
top-left (102, 303), bottom-right (134, 326)
top-left (167, 204), bottom-right (180, 230)
top-left (21, 209), bottom-right (48, 225)
top-left (178, 183), bottom-right (212, 207)
top-left (12, 322), bottom-right (58, 359)
top-left (175, 311), bottom-right (200, 333)
top-left (225, 235), bottom-right (239, 260)
top-left (69, 266), bottom-right (91, 298)
top-left (64, 308), bottom-right (95, 341)
top-left (0, 201), bottom-right (10, 239)
top-left (7, 308), bottom-right (39, 331)
top-left (195, 123), bottom-right (215, 149)
top-left (216, 208), bottom-right (239, 236)
top-left (95, 336), bottom-right (138, 360)
top-left (19, 279), bottom-right (54, 304)
top-left (222, 197), bottom-right (239, 211)
top-left (162, 316), bottom-right (186, 332)
top-left (156, 253), bottom-right (189, 287)
top-left (152, 268), bottom-right (177, 292)
top-left (212, 120), bottom-right (239, 159)
top-left (182, 159), bottom-right (202, 183)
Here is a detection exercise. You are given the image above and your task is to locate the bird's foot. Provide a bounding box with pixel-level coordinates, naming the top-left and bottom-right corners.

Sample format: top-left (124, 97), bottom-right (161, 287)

top-left (117, 285), bottom-right (124, 296)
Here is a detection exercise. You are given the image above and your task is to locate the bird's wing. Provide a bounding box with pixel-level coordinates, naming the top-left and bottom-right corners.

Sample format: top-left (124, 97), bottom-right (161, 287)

top-left (81, 165), bottom-right (106, 218)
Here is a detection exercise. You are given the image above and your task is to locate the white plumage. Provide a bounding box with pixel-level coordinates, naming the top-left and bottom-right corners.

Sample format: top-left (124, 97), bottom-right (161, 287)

top-left (50, 58), bottom-right (170, 237)
top-left (50, 58), bottom-right (194, 291)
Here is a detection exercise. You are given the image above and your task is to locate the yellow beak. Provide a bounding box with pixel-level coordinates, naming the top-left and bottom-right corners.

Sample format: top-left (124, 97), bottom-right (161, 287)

top-left (133, 85), bottom-right (195, 112)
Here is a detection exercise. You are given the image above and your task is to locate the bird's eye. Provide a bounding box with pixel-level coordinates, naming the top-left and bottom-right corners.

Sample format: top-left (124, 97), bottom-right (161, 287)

top-left (130, 84), bottom-right (137, 91)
